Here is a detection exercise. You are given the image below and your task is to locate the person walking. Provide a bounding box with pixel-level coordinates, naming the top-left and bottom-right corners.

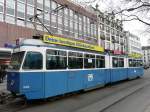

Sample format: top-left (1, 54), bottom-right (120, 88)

top-left (0, 66), bottom-right (6, 83)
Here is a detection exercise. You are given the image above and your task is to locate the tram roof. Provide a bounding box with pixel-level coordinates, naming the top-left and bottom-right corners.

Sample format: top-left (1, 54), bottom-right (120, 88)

top-left (14, 39), bottom-right (141, 59)
top-left (16, 39), bottom-right (105, 55)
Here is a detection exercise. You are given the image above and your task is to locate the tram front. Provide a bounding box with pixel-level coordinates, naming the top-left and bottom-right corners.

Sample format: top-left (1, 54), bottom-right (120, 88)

top-left (7, 43), bottom-right (45, 100)
top-left (7, 51), bottom-right (25, 95)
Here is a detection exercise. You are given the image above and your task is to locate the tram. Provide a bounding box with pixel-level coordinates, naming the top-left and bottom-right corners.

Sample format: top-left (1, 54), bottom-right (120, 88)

top-left (7, 35), bottom-right (144, 100)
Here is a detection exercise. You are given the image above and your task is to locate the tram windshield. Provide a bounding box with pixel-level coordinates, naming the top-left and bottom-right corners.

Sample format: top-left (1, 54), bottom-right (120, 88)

top-left (9, 51), bottom-right (25, 70)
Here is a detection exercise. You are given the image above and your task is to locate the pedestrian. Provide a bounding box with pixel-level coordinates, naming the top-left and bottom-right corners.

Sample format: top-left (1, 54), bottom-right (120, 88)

top-left (0, 66), bottom-right (6, 83)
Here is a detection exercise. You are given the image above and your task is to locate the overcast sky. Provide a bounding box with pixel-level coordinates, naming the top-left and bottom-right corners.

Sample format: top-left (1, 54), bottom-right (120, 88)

top-left (74, 0), bottom-right (150, 46)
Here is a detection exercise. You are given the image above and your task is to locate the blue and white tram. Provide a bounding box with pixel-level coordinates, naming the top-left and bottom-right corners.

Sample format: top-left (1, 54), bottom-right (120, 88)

top-left (7, 39), bottom-right (144, 100)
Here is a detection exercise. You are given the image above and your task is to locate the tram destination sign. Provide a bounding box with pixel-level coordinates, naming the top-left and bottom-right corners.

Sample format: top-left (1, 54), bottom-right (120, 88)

top-left (43, 35), bottom-right (104, 52)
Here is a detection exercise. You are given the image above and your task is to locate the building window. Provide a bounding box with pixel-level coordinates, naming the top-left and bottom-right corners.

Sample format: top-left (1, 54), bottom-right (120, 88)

top-left (17, 2), bottom-right (25, 19)
top-left (45, 0), bottom-right (50, 11)
top-left (51, 14), bottom-right (57, 27)
top-left (0, 13), bottom-right (3, 21)
top-left (27, 5), bottom-right (34, 20)
top-left (37, 0), bottom-right (43, 9)
top-left (0, 0), bottom-right (4, 13)
top-left (18, 0), bottom-right (25, 3)
top-left (51, 1), bottom-right (57, 10)
top-left (6, 0), bottom-right (15, 16)
top-left (27, 0), bottom-right (34, 6)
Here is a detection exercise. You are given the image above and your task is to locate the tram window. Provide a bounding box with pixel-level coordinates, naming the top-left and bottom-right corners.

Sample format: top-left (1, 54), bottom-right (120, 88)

top-left (84, 54), bottom-right (95, 68)
top-left (119, 58), bottom-right (124, 67)
top-left (112, 57), bottom-right (118, 67)
top-left (46, 49), bottom-right (67, 69)
top-left (10, 51), bottom-right (25, 70)
top-left (132, 60), bottom-right (137, 67)
top-left (139, 60), bottom-right (143, 66)
top-left (135, 60), bottom-right (142, 67)
top-left (23, 52), bottom-right (43, 70)
top-left (96, 55), bottom-right (105, 68)
top-left (68, 52), bottom-right (83, 69)
top-left (135, 60), bottom-right (138, 67)
top-left (129, 59), bottom-right (133, 67)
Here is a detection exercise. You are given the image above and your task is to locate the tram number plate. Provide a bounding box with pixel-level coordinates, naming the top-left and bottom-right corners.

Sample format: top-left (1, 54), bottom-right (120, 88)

top-left (88, 74), bottom-right (94, 81)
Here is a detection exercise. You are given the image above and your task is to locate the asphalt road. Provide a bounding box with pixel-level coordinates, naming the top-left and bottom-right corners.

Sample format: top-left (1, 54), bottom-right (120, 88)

top-left (16, 69), bottom-right (150, 112)
top-left (102, 69), bottom-right (150, 112)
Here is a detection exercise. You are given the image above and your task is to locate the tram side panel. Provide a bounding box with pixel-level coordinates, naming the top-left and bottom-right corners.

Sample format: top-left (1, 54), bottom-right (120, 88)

top-left (44, 69), bottom-right (107, 98)
top-left (20, 72), bottom-right (45, 100)
top-left (127, 59), bottom-right (144, 79)
top-left (137, 67), bottom-right (144, 77)
top-left (7, 72), bottom-right (20, 94)
top-left (44, 71), bottom-right (68, 97)
top-left (110, 56), bottom-right (128, 83)
top-left (128, 67), bottom-right (144, 78)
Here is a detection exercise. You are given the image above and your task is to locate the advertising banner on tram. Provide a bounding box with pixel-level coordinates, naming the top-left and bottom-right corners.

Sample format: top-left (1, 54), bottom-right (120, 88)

top-left (43, 35), bottom-right (104, 52)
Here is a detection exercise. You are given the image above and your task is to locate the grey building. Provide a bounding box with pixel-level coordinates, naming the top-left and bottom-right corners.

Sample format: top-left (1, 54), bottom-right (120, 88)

top-left (142, 46), bottom-right (150, 65)
top-left (126, 31), bottom-right (142, 55)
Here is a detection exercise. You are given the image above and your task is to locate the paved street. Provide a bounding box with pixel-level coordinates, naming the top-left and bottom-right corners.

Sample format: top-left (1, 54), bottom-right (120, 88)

top-left (101, 69), bottom-right (150, 112)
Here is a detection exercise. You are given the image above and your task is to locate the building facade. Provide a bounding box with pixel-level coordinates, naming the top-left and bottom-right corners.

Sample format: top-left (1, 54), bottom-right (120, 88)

top-left (0, 0), bottom-right (127, 55)
top-left (147, 38), bottom-right (150, 45)
top-left (142, 46), bottom-right (150, 65)
top-left (126, 31), bottom-right (142, 57)
top-left (0, 0), bottom-right (99, 46)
